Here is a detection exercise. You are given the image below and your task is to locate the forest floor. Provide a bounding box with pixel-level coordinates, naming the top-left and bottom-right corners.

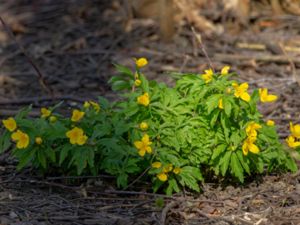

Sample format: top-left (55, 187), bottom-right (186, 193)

top-left (0, 1), bottom-right (300, 224)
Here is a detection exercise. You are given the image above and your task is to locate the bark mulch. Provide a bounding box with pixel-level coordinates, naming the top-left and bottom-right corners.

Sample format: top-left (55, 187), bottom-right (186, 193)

top-left (0, 1), bottom-right (300, 224)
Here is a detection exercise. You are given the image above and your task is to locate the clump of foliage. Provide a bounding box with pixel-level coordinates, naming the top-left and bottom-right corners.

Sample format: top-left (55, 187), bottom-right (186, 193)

top-left (1, 58), bottom-right (299, 195)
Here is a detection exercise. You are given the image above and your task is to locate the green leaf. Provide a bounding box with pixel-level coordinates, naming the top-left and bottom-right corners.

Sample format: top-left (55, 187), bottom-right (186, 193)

top-left (236, 150), bottom-right (250, 174)
top-left (166, 178), bottom-right (180, 196)
top-left (220, 151), bottom-right (232, 176)
top-left (117, 173), bottom-right (128, 188)
top-left (16, 148), bottom-right (37, 170)
top-left (59, 145), bottom-right (72, 165)
top-left (113, 63), bottom-right (134, 79)
top-left (230, 152), bottom-right (244, 183)
top-left (111, 80), bottom-right (131, 91)
top-left (139, 73), bottom-right (149, 93)
top-left (179, 166), bottom-right (202, 192)
top-left (211, 144), bottom-right (227, 161)
top-left (206, 94), bottom-right (222, 114)
top-left (223, 97), bottom-right (232, 116)
top-left (15, 105), bottom-right (32, 120)
top-left (37, 150), bottom-right (47, 169)
top-left (45, 148), bottom-right (56, 163)
top-left (0, 131), bottom-right (11, 153)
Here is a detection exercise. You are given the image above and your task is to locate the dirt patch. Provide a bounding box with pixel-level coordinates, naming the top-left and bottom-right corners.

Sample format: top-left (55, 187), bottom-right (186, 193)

top-left (0, 1), bottom-right (300, 224)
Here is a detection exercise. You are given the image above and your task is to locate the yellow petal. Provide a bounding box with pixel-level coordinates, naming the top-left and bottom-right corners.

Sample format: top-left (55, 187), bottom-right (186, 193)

top-left (173, 167), bottom-right (181, 174)
top-left (146, 146), bottom-right (152, 154)
top-left (242, 142), bottom-right (248, 156)
top-left (135, 57), bottom-right (148, 68)
top-left (249, 143), bottom-right (260, 154)
top-left (240, 82), bottom-right (249, 91)
top-left (221, 65), bottom-right (230, 75)
top-left (152, 162), bottom-right (162, 168)
top-left (266, 120), bottom-right (275, 126)
top-left (2, 117), bottom-right (17, 132)
top-left (134, 141), bottom-right (143, 149)
top-left (240, 92), bottom-right (251, 102)
top-left (218, 98), bottom-right (224, 109)
top-left (138, 149), bottom-right (146, 157)
top-left (11, 130), bottom-right (22, 141)
top-left (77, 135), bottom-right (88, 145)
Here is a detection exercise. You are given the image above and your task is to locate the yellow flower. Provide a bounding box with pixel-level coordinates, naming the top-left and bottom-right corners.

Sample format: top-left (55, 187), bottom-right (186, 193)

top-left (66, 127), bottom-right (88, 145)
top-left (201, 69), bottom-right (213, 83)
top-left (2, 117), bottom-right (17, 132)
top-left (49, 116), bottom-right (57, 123)
top-left (157, 173), bottom-right (168, 182)
top-left (135, 79), bottom-right (142, 86)
top-left (134, 72), bottom-right (139, 79)
top-left (71, 109), bottom-right (85, 122)
top-left (11, 130), bottom-right (30, 149)
top-left (83, 101), bottom-right (91, 108)
top-left (163, 164), bottom-right (173, 173)
top-left (286, 135), bottom-right (300, 148)
top-left (232, 82), bottom-right (251, 102)
top-left (173, 167), bottom-right (181, 174)
top-left (35, 137), bottom-right (43, 145)
top-left (259, 88), bottom-right (278, 103)
top-left (152, 162), bottom-right (162, 168)
top-left (89, 101), bottom-right (100, 113)
top-left (41, 107), bottom-right (51, 118)
top-left (134, 134), bottom-right (152, 157)
top-left (139, 122), bottom-right (149, 131)
top-left (289, 122), bottom-right (300, 138)
top-left (246, 122), bottom-right (262, 137)
top-left (242, 136), bottom-right (259, 155)
top-left (221, 65), bottom-right (230, 76)
top-left (135, 57), bottom-right (148, 68)
top-left (226, 87), bottom-right (232, 94)
top-left (137, 92), bottom-right (150, 106)
top-left (266, 120), bottom-right (275, 126)
top-left (218, 98), bottom-right (223, 109)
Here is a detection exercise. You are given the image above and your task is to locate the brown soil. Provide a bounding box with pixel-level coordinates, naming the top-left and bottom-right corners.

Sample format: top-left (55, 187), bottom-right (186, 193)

top-left (0, 1), bottom-right (300, 224)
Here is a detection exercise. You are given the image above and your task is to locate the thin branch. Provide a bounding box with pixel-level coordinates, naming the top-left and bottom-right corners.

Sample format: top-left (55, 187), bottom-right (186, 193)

top-left (0, 16), bottom-right (54, 97)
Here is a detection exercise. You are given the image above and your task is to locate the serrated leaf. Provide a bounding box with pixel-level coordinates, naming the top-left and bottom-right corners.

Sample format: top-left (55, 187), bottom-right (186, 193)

top-left (220, 151), bottom-right (232, 176)
top-left (230, 152), bottom-right (244, 183)
top-left (0, 131), bottom-right (11, 153)
top-left (37, 150), bottom-right (47, 169)
top-left (166, 178), bottom-right (180, 196)
top-left (113, 63), bottom-right (134, 78)
top-left (59, 145), bottom-right (72, 165)
top-left (211, 144), bottom-right (227, 161)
